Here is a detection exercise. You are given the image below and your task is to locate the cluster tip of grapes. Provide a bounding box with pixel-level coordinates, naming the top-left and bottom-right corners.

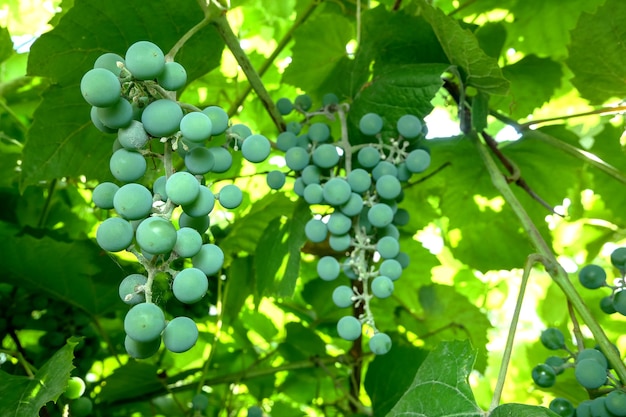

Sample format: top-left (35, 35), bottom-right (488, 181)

top-left (271, 93), bottom-right (430, 355)
top-left (578, 247), bottom-right (626, 317)
top-left (82, 40), bottom-right (271, 359)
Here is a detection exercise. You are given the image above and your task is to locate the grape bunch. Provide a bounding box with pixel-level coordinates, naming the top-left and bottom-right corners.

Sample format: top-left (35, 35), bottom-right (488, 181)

top-left (82, 40), bottom-right (269, 359)
top-left (530, 327), bottom-right (626, 416)
top-left (272, 93), bottom-right (430, 355)
top-left (578, 247), bottom-right (626, 316)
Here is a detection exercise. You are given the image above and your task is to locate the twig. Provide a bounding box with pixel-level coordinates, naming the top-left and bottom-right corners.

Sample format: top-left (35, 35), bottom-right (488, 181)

top-left (519, 104), bottom-right (626, 130)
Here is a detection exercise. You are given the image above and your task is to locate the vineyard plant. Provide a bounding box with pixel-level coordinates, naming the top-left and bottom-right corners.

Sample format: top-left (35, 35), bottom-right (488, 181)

top-left (4, 0), bottom-right (626, 416)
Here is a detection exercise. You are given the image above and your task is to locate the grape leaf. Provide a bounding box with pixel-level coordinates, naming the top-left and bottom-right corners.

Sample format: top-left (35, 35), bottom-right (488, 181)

top-left (98, 362), bottom-right (162, 403)
top-left (490, 403), bottom-right (560, 417)
top-left (385, 340), bottom-right (483, 417)
top-left (0, 338), bottom-right (79, 417)
top-left (0, 26), bottom-right (13, 63)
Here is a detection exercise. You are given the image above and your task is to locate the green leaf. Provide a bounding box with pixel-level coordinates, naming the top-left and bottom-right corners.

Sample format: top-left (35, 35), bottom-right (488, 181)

top-left (0, 337), bottom-right (79, 417)
top-left (98, 362), bottom-right (162, 403)
top-left (415, 0), bottom-right (509, 95)
top-left (385, 340), bottom-right (483, 417)
top-left (471, 91), bottom-right (489, 132)
top-left (490, 403), bottom-right (560, 417)
top-left (276, 199), bottom-right (309, 297)
top-left (566, 0), bottom-right (626, 103)
top-left (223, 256), bottom-right (254, 324)
top-left (475, 22), bottom-right (507, 59)
top-left (0, 26), bottom-right (13, 64)
top-left (255, 217), bottom-right (288, 298)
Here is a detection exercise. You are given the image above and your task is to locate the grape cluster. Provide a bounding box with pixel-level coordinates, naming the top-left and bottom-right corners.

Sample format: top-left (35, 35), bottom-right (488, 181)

top-left (272, 93), bottom-right (430, 355)
top-left (83, 41), bottom-right (269, 359)
top-left (530, 327), bottom-right (626, 416)
top-left (578, 247), bottom-right (626, 316)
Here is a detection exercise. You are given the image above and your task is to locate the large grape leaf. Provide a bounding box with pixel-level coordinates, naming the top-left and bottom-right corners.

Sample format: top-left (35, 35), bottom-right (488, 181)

top-left (490, 403), bottom-right (560, 417)
top-left (0, 338), bottom-right (79, 417)
top-left (98, 362), bottom-right (162, 403)
top-left (566, 0), bottom-right (626, 104)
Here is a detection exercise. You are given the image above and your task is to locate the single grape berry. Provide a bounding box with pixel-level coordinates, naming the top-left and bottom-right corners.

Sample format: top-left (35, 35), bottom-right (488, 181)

top-left (124, 302), bottom-right (166, 343)
top-left (276, 97), bottom-right (293, 115)
top-left (540, 328), bottom-right (566, 350)
top-left (575, 358), bottom-right (608, 389)
top-left (70, 397), bottom-right (93, 417)
top-left (125, 40), bottom-right (166, 80)
top-left (64, 376), bottom-right (86, 400)
top-left (359, 113), bottom-right (383, 136)
top-left (611, 247), bottom-right (626, 272)
top-left (92, 182), bottom-right (119, 209)
top-left (613, 290), bottom-right (626, 315)
top-left (578, 264), bottom-right (607, 289)
top-left (294, 94), bottom-right (312, 111)
top-left (125, 334), bottom-right (161, 359)
top-left (157, 61), bottom-right (187, 91)
top-left (305, 218), bottom-right (327, 243)
top-left (531, 363), bottom-right (557, 388)
top-left (192, 393), bottom-right (209, 411)
top-left (266, 170), bottom-right (286, 190)
top-left (371, 276), bottom-right (394, 298)
top-left (172, 268), bottom-right (208, 304)
top-left (135, 217), bottom-right (177, 255)
top-left (119, 274), bottom-right (148, 305)
top-left (241, 134), bottom-right (271, 163)
top-left (337, 316), bottom-right (361, 341)
top-left (247, 406), bottom-right (264, 417)
top-left (332, 285), bottom-right (354, 308)
top-left (396, 114), bottom-right (422, 138)
top-left (317, 256), bottom-right (340, 281)
top-left (96, 217), bottom-right (133, 252)
top-left (548, 397), bottom-right (575, 417)
top-left (163, 316), bottom-right (199, 353)
top-left (80, 68), bottom-right (121, 107)
top-left (192, 244), bottom-right (224, 276)
top-left (600, 296), bottom-right (617, 314)
top-left (544, 356), bottom-right (566, 375)
top-left (369, 332), bottom-right (392, 355)
top-left (606, 390), bottom-right (626, 416)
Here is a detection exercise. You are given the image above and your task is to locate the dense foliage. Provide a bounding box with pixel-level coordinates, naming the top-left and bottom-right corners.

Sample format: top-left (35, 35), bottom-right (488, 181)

top-left (2, 0), bottom-right (626, 416)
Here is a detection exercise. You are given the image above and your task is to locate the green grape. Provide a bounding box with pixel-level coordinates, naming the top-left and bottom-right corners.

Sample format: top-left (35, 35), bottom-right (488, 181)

top-left (327, 212), bottom-right (352, 235)
top-left (396, 162), bottom-right (411, 182)
top-left (173, 268), bottom-right (208, 303)
top-left (96, 98), bottom-right (133, 129)
top-left (208, 147), bottom-right (233, 173)
top-left (393, 208), bottom-right (410, 226)
top-left (303, 183), bottom-right (324, 205)
top-left (606, 390), bottom-right (626, 416)
top-left (285, 146), bottom-right (310, 171)
top-left (64, 376), bottom-right (86, 400)
top-left (347, 168), bottom-right (372, 193)
top-left (322, 93), bottom-right (339, 106)
top-left (179, 212), bottom-right (210, 234)
top-left (141, 99), bottom-right (184, 138)
top-left (576, 348), bottom-right (608, 368)
top-left (90, 106), bottom-right (116, 133)
top-left (124, 302), bottom-right (166, 342)
top-left (242, 134), bottom-right (271, 163)
top-left (611, 247), bottom-right (626, 272)
top-left (577, 400), bottom-right (593, 417)
top-left (301, 165), bottom-right (322, 185)
top-left (218, 184), bottom-right (243, 209)
top-left (180, 112), bottom-right (213, 143)
top-left (578, 264), bottom-right (607, 289)
top-left (135, 216), bottom-right (177, 254)
top-left (201, 106), bottom-right (229, 135)
top-left (396, 114), bottom-right (422, 139)
top-left (163, 316), bottom-right (199, 353)
top-left (276, 131), bottom-right (297, 151)
top-left (549, 397), bottom-right (575, 417)
top-left (157, 61), bottom-right (187, 90)
top-left (323, 178), bottom-right (351, 206)
top-left (96, 217), bottom-right (133, 252)
top-left (376, 175), bottom-right (402, 200)
top-left (228, 124), bottom-right (252, 148)
top-left (166, 171), bottom-right (200, 205)
top-left (357, 146), bottom-right (380, 169)
top-left (94, 52), bottom-right (125, 76)
top-left (294, 94), bottom-right (312, 111)
top-left (247, 406), bottom-right (264, 417)
top-left (305, 218), bottom-right (328, 243)
top-left (113, 183), bottom-right (153, 220)
top-left (371, 276), bottom-right (394, 298)
top-left (377, 236), bottom-right (400, 259)
top-left (276, 97), bottom-right (293, 115)
top-left (359, 113), bottom-right (383, 135)
top-left (337, 316), bottom-right (361, 341)
top-left (317, 256), bottom-right (340, 281)
top-left (192, 393), bottom-right (209, 411)
top-left (369, 332), bottom-right (392, 355)
top-left (575, 358), bottom-right (607, 389)
top-left (124, 334), bottom-right (161, 359)
top-left (118, 120), bottom-right (149, 149)
top-left (184, 146), bottom-right (215, 175)
top-left (380, 259), bottom-right (402, 281)
top-left (296, 133), bottom-right (310, 147)
top-left (80, 67), bottom-right (121, 107)
top-left (329, 234), bottom-right (351, 251)
top-left (600, 295), bottom-right (617, 314)
top-left (119, 274), bottom-right (147, 305)
top-left (70, 397), bottom-right (93, 417)
top-left (540, 328), bottom-right (566, 350)
top-left (341, 193), bottom-right (364, 217)
top-left (613, 290), bottom-right (626, 315)
top-left (531, 363), bottom-right (557, 388)
top-left (395, 251), bottom-right (410, 268)
top-left (266, 170), bottom-right (286, 190)
top-left (92, 182), bottom-right (119, 209)
top-left (125, 40), bottom-right (165, 80)
top-left (405, 149), bottom-right (431, 173)
top-left (174, 228), bottom-right (203, 258)
top-left (545, 356), bottom-right (566, 375)
top-left (590, 397), bottom-right (613, 417)
top-left (368, 203), bottom-right (394, 228)
top-left (192, 244), bottom-right (224, 276)
top-left (312, 143), bottom-right (340, 168)
top-left (110, 148), bottom-right (146, 182)
top-left (183, 186), bottom-right (215, 218)
top-left (332, 285), bottom-right (354, 308)
top-left (286, 121), bottom-right (302, 134)
top-left (308, 122), bottom-right (331, 142)
top-left (153, 175), bottom-right (168, 201)
top-left (372, 161), bottom-right (398, 181)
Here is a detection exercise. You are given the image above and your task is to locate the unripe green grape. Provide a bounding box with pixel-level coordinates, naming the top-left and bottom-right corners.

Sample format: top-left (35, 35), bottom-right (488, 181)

top-left (192, 244), bottom-right (224, 276)
top-left (276, 97), bottom-right (293, 115)
top-left (80, 67), bottom-right (121, 107)
top-left (368, 203), bottom-right (394, 228)
top-left (393, 208), bottom-right (410, 226)
top-left (90, 106), bottom-right (116, 133)
top-left (64, 376), bottom-right (86, 400)
top-left (119, 274), bottom-right (147, 305)
top-left (312, 143), bottom-right (340, 168)
top-left (578, 264), bottom-right (607, 289)
top-left (590, 397), bottom-right (613, 417)
top-left (163, 316), bottom-right (199, 353)
top-left (218, 184), bottom-right (243, 209)
top-left (405, 149), bottom-right (431, 173)
top-left (357, 146), bottom-right (380, 169)
top-left (332, 285), bottom-right (354, 308)
top-left (124, 302), bottom-right (166, 342)
top-left (70, 397), bottom-right (93, 417)
top-left (600, 295), bottom-right (617, 314)
top-left (396, 162), bottom-right (411, 182)
top-left (96, 98), bottom-right (133, 129)
top-left (611, 247), bottom-right (626, 272)
top-left (166, 171), bottom-right (200, 206)
top-left (371, 276), bottom-right (394, 298)
top-left (118, 120), bottom-right (149, 149)
top-left (286, 121), bottom-right (302, 134)
top-left (153, 175), bottom-right (168, 201)
top-left (327, 212), bottom-right (352, 235)
top-left (531, 363), bottom-right (557, 388)
top-left (179, 212), bottom-right (210, 234)
top-left (173, 268), bottom-right (208, 303)
top-left (308, 122), bottom-right (330, 142)
top-left (577, 401), bottom-right (593, 417)
top-left (329, 234), bottom-right (351, 251)
top-left (96, 217), bottom-right (133, 252)
top-left (135, 216), bottom-right (177, 254)
top-left (285, 146), bottom-right (310, 171)
top-left (576, 348), bottom-right (608, 368)
top-left (110, 148), bottom-right (146, 182)
top-left (294, 94), bottom-right (312, 111)
top-left (228, 124), bottom-right (252, 148)
top-left (301, 165), bottom-right (322, 185)
top-left (575, 358), bottom-right (607, 389)
top-left (376, 174), bottom-right (402, 200)
top-left (192, 393), bottom-right (209, 411)
top-left (395, 251), bottom-right (410, 268)
top-left (242, 134), bottom-right (271, 163)
top-left (184, 146), bottom-right (215, 175)
top-left (614, 290), bottom-right (626, 315)
top-left (247, 405), bottom-right (264, 417)
top-left (208, 147), bottom-right (233, 173)
top-left (303, 183), bottom-right (324, 205)
top-left (201, 106), bottom-right (229, 135)
top-left (337, 316), bottom-right (361, 341)
top-left (372, 161), bottom-right (398, 181)
top-left (124, 334), bottom-right (161, 359)
top-left (296, 133), bottom-right (310, 147)
top-left (125, 40), bottom-right (165, 80)
top-left (183, 186), bottom-right (215, 218)
top-left (92, 182), bottom-right (119, 209)
top-left (174, 228), bottom-right (203, 258)
top-left (266, 170), bottom-right (286, 190)
top-left (377, 236), bottom-right (400, 259)
top-left (606, 390), bottom-right (626, 416)
top-left (180, 112), bottom-right (213, 143)
top-left (548, 397), bottom-right (575, 417)
top-left (141, 99), bottom-right (183, 137)
top-left (540, 328), bottom-right (566, 350)
top-left (305, 218), bottom-right (327, 243)
top-left (322, 93), bottom-right (339, 106)
top-left (379, 259), bottom-right (403, 281)
top-left (341, 193), bottom-right (364, 217)
top-left (359, 113), bottom-right (383, 136)
top-left (276, 131), bottom-right (297, 151)
top-left (317, 256), bottom-right (340, 281)
top-left (94, 52), bottom-right (125, 76)
top-left (113, 183), bottom-right (153, 220)
top-left (347, 168), bottom-right (371, 193)
top-left (396, 114), bottom-right (422, 139)
top-left (544, 356), bottom-right (566, 375)
top-left (323, 178), bottom-right (351, 206)
top-left (157, 61), bottom-right (187, 90)
top-left (369, 332), bottom-right (392, 355)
